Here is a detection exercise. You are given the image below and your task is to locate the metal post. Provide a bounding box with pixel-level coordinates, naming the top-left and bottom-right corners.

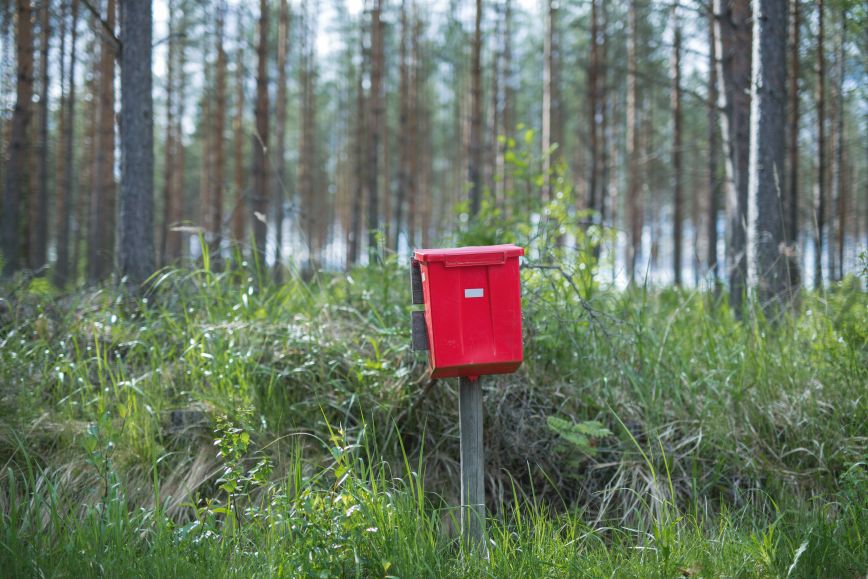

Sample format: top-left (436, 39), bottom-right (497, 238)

top-left (459, 376), bottom-right (485, 551)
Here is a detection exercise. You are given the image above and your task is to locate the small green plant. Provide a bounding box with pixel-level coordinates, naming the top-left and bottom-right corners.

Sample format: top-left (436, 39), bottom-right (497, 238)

top-left (212, 412), bottom-right (272, 530)
top-left (546, 416), bottom-right (612, 457)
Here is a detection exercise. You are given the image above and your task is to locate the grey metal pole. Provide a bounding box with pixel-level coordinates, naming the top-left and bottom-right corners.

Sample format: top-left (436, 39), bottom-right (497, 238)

top-left (459, 376), bottom-right (485, 551)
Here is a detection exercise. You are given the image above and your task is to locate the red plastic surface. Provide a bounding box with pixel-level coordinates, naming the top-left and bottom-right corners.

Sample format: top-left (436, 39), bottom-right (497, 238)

top-left (413, 244), bottom-right (524, 379)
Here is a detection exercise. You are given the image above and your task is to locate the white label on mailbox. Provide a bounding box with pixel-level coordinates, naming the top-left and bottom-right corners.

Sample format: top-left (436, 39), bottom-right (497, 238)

top-left (464, 288), bottom-right (484, 298)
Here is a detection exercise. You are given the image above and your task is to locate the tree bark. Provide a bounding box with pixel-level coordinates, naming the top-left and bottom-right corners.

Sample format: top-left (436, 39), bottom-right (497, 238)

top-left (348, 21), bottom-right (365, 267)
top-left (211, 0), bottom-right (227, 268)
top-left (785, 0), bottom-right (799, 246)
top-left (813, 0), bottom-right (825, 288)
top-left (118, 0), bottom-right (155, 286)
top-left (626, 0), bottom-right (642, 284)
top-left (88, 0), bottom-right (116, 281)
top-left (160, 0), bottom-right (176, 265)
top-left (468, 0), bottom-right (482, 218)
top-left (671, 6), bottom-right (683, 286)
top-left (747, 0), bottom-right (790, 313)
top-left (30, 0), bottom-right (49, 270)
top-left (587, 0), bottom-right (600, 217)
top-left (367, 0), bottom-right (383, 260)
top-left (707, 3), bottom-right (720, 283)
top-left (2, 0), bottom-right (33, 276)
top-left (273, 0), bottom-right (289, 277)
top-left (231, 8), bottom-right (245, 247)
top-left (252, 0), bottom-right (270, 261)
top-left (54, 0), bottom-right (75, 287)
top-left (395, 0), bottom-right (409, 252)
top-left (714, 0), bottom-right (751, 313)
top-left (831, 9), bottom-right (846, 280)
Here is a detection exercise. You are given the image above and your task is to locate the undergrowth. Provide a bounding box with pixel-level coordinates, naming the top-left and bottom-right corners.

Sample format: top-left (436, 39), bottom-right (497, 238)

top-left (0, 255), bottom-right (865, 577)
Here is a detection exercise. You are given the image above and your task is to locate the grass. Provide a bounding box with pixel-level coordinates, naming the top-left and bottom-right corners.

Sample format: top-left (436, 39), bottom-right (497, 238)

top-left (0, 256), bottom-right (866, 577)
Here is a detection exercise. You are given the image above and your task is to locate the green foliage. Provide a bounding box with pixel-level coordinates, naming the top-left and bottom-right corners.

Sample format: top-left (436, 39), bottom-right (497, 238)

top-left (457, 126), bottom-right (610, 280)
top-left (546, 416), bottom-right (611, 457)
top-left (0, 258), bottom-right (865, 576)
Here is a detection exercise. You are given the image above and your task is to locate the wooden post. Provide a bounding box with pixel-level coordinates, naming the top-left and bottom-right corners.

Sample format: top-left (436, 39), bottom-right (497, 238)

top-left (459, 376), bottom-right (485, 551)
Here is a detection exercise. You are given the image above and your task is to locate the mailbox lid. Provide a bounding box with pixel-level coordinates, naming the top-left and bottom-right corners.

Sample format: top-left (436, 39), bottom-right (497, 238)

top-left (414, 244), bottom-right (524, 266)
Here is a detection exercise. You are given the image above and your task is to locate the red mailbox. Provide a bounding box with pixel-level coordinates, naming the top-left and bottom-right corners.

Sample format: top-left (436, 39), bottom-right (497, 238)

top-left (411, 244), bottom-right (524, 379)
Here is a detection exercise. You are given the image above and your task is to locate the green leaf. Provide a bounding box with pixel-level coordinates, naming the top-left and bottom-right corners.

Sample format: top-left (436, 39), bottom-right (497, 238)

top-left (547, 416), bottom-right (612, 456)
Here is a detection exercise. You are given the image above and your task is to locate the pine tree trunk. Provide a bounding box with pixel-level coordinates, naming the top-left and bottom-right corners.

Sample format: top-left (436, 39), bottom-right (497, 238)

top-left (714, 0), bottom-right (751, 313)
top-left (785, 0), bottom-right (799, 246)
top-left (31, 0), bottom-right (49, 270)
top-left (671, 6), bottom-right (683, 286)
top-left (468, 0), bottom-right (483, 217)
top-left (231, 9), bottom-right (245, 247)
top-left (408, 10), bottom-right (420, 249)
top-left (273, 0), bottom-right (289, 277)
top-left (747, 0), bottom-right (789, 313)
top-left (2, 0), bottom-right (33, 276)
top-left (542, 0), bottom-right (553, 200)
top-left (170, 10), bottom-right (187, 262)
top-left (367, 0), bottom-right (383, 261)
top-left (89, 0), bottom-right (116, 281)
top-left (161, 0), bottom-right (176, 265)
top-left (211, 1), bottom-right (227, 268)
top-left (252, 0), bottom-right (270, 261)
top-left (348, 24), bottom-right (365, 267)
top-left (118, 0), bottom-right (155, 286)
top-left (54, 0), bottom-right (78, 287)
top-left (395, 0), bottom-right (409, 252)
top-left (587, 0), bottom-right (599, 217)
top-left (831, 9), bottom-right (846, 280)
top-left (707, 4), bottom-right (720, 283)
top-left (813, 0), bottom-right (825, 288)
top-left (626, 0), bottom-right (641, 283)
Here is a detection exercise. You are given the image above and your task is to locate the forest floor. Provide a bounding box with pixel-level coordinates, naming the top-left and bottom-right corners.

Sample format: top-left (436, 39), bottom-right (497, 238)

top-left (0, 259), bottom-right (866, 577)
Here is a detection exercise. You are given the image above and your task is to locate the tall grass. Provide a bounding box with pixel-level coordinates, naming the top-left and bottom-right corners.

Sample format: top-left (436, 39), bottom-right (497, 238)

top-left (0, 258), bottom-right (865, 576)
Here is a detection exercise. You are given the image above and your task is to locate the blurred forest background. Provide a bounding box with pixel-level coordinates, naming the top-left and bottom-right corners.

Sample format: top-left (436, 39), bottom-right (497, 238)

top-left (1, 0), bottom-right (865, 291)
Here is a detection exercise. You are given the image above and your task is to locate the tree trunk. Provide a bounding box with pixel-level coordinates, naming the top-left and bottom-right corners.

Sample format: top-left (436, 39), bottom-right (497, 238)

top-left (468, 0), bottom-right (483, 218)
top-left (118, 0), bottom-right (155, 286)
top-left (831, 9), bottom-right (846, 280)
top-left (542, 0), bottom-right (553, 199)
top-left (408, 9), bottom-right (420, 249)
top-left (273, 0), bottom-right (289, 277)
top-left (231, 8), bottom-right (245, 247)
top-left (626, 0), bottom-right (642, 284)
top-left (813, 0), bottom-right (825, 288)
top-left (747, 0), bottom-right (790, 313)
top-left (161, 0), bottom-right (176, 265)
top-left (252, 0), bottom-right (270, 261)
top-left (587, 0), bottom-right (599, 217)
top-left (211, 0), bottom-right (227, 267)
top-left (714, 0), bottom-right (751, 313)
top-left (2, 0), bottom-right (33, 276)
top-left (367, 0), bottom-right (383, 261)
top-left (501, 0), bottom-right (514, 203)
top-left (30, 0), bottom-right (49, 270)
top-left (74, 31), bottom-right (98, 282)
top-left (395, 0), bottom-right (409, 252)
top-left (299, 0), bottom-right (317, 269)
top-left (707, 3), bottom-right (720, 283)
top-left (54, 0), bottom-right (78, 287)
top-left (785, 0), bottom-right (799, 246)
top-left (89, 0), bottom-right (116, 281)
top-left (348, 22), bottom-right (365, 267)
top-left (170, 9), bottom-right (187, 262)
top-left (671, 6), bottom-right (683, 286)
